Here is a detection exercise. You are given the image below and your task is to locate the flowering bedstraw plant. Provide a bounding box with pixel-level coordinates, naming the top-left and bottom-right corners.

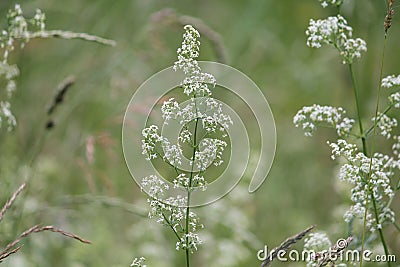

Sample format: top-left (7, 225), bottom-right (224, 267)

top-left (136, 25), bottom-right (232, 267)
top-left (296, 1), bottom-right (399, 266)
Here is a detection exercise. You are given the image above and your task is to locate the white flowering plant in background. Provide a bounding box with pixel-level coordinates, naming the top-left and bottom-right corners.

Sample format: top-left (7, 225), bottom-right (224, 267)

top-left (136, 25), bottom-right (232, 267)
top-left (303, 232), bottom-right (332, 267)
top-left (0, 4), bottom-right (114, 131)
top-left (0, 4), bottom-right (42, 131)
top-left (296, 1), bottom-right (399, 266)
top-left (0, 3), bottom-right (117, 265)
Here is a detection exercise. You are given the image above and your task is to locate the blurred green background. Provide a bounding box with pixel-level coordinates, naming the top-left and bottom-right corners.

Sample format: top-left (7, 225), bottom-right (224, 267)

top-left (0, 0), bottom-right (399, 266)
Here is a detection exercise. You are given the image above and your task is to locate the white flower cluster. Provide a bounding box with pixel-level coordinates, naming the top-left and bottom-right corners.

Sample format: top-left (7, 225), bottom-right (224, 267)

top-left (176, 231), bottom-right (203, 252)
top-left (141, 125), bottom-right (188, 166)
top-left (341, 38), bottom-right (368, 63)
top-left (306, 15), bottom-right (351, 49)
top-left (0, 4), bottom-right (46, 131)
top-left (293, 104), bottom-right (354, 137)
top-left (381, 74), bottom-right (400, 88)
top-left (194, 138), bottom-right (227, 170)
top-left (306, 15), bottom-right (367, 64)
top-left (0, 101), bottom-right (16, 131)
top-left (141, 125), bottom-right (165, 160)
top-left (130, 257), bottom-right (146, 267)
top-left (319, 0), bottom-right (345, 8)
top-left (392, 136), bottom-right (400, 158)
top-left (304, 232), bottom-right (332, 252)
top-left (329, 139), bottom-right (397, 232)
top-left (1, 4), bottom-right (46, 60)
top-left (141, 175), bottom-right (204, 253)
top-left (173, 173), bottom-right (207, 191)
top-left (141, 175), bottom-right (170, 198)
top-left (388, 92), bottom-right (400, 108)
top-left (304, 232), bottom-right (332, 267)
top-left (161, 97), bottom-right (232, 132)
top-left (381, 74), bottom-right (400, 109)
top-left (173, 25), bottom-right (216, 96)
top-left (372, 113), bottom-right (398, 139)
top-left (142, 103), bottom-right (230, 170)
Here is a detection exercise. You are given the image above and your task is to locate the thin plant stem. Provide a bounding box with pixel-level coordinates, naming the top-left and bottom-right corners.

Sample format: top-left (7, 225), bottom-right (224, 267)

top-left (365, 105), bottom-right (393, 136)
top-left (359, 30), bottom-right (391, 267)
top-left (348, 63), bottom-right (368, 267)
top-left (348, 64), bottom-right (367, 155)
top-left (185, 101), bottom-right (200, 267)
top-left (162, 213), bottom-right (181, 241)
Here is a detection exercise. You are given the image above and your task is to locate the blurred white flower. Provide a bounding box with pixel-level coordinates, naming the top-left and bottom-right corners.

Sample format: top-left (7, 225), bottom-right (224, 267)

top-left (381, 74), bottom-right (400, 88)
top-left (318, 0), bottom-right (344, 8)
top-left (328, 139), bottom-right (397, 232)
top-left (173, 25), bottom-right (216, 96)
top-left (293, 104), bottom-right (354, 137)
top-left (372, 113), bottom-right (397, 139)
top-left (306, 15), bottom-right (367, 64)
top-left (304, 232), bottom-right (332, 267)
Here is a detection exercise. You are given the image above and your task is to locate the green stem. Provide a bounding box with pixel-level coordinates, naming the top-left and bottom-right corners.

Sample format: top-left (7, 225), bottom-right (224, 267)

top-left (348, 63), bottom-right (368, 267)
top-left (365, 105), bottom-right (393, 137)
top-left (162, 213), bottom-right (182, 241)
top-left (185, 102), bottom-right (200, 267)
top-left (348, 64), bottom-right (367, 155)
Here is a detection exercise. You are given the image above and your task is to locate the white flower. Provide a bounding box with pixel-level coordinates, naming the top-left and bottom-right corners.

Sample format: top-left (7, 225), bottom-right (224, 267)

top-left (328, 139), bottom-right (357, 160)
top-left (318, 0), bottom-right (344, 8)
top-left (378, 207), bottom-right (395, 224)
top-left (141, 175), bottom-right (169, 199)
top-left (193, 138), bottom-right (227, 170)
top-left (392, 136), bottom-right (400, 157)
top-left (306, 15), bottom-right (352, 48)
top-left (381, 74), bottom-right (400, 88)
top-left (173, 173), bottom-right (207, 191)
top-left (173, 173), bottom-right (190, 188)
top-left (306, 15), bottom-right (367, 64)
top-left (162, 140), bottom-right (183, 166)
top-left (304, 232), bottom-right (332, 252)
top-left (141, 125), bottom-right (163, 160)
top-left (293, 105), bottom-right (354, 137)
top-left (176, 232), bottom-right (203, 252)
top-left (344, 202), bottom-right (366, 223)
top-left (167, 98), bottom-right (232, 134)
top-left (161, 98), bottom-right (180, 123)
top-left (0, 101), bottom-right (16, 131)
top-left (340, 38), bottom-right (367, 64)
top-left (33, 9), bottom-right (46, 31)
top-left (173, 25), bottom-right (216, 97)
top-left (372, 113), bottom-right (397, 139)
top-left (191, 174), bottom-right (207, 191)
top-left (329, 139), bottom-right (397, 232)
top-left (178, 128), bottom-right (192, 143)
top-left (304, 232), bottom-right (332, 267)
